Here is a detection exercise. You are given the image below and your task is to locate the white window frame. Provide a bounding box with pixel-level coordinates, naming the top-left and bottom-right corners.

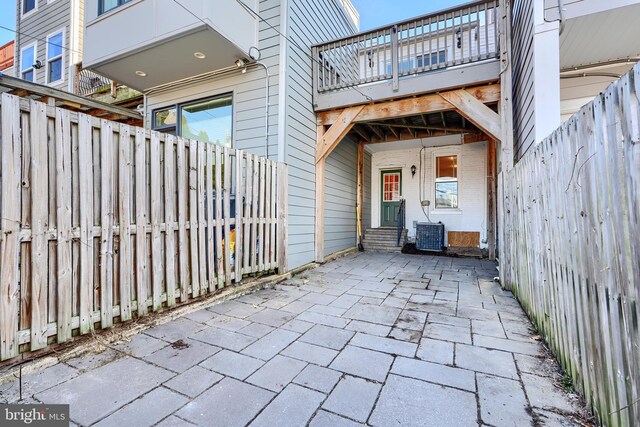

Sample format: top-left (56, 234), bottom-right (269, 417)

top-left (21, 0), bottom-right (38, 19)
top-left (431, 149), bottom-right (462, 213)
top-left (20, 42), bottom-right (37, 82)
top-left (45, 28), bottom-right (65, 85)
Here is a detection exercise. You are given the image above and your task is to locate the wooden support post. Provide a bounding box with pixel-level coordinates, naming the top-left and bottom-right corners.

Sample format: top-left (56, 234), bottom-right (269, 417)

top-left (487, 139), bottom-right (497, 260)
top-left (357, 141), bottom-right (365, 245)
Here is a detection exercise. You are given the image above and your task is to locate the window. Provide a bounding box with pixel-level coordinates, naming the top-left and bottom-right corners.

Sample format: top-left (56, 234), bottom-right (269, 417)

top-left (417, 50), bottom-right (446, 69)
top-left (23, 0), bottom-right (36, 16)
top-left (435, 155), bottom-right (458, 208)
top-left (20, 44), bottom-right (36, 82)
top-left (385, 58), bottom-right (415, 75)
top-left (153, 95), bottom-right (233, 147)
top-left (46, 30), bottom-right (64, 84)
top-left (99, 0), bottom-right (132, 15)
top-left (383, 173), bottom-right (401, 202)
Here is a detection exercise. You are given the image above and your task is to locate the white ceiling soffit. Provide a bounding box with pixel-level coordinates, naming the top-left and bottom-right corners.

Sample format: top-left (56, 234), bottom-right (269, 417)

top-left (559, 3), bottom-right (640, 69)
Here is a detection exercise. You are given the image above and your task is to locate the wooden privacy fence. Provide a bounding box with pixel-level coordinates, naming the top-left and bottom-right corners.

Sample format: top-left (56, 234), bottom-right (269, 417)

top-left (0, 93), bottom-right (288, 362)
top-left (503, 64), bottom-right (640, 426)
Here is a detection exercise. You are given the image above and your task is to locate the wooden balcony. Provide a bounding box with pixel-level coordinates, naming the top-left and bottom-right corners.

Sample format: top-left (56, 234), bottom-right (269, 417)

top-left (312, 0), bottom-right (500, 111)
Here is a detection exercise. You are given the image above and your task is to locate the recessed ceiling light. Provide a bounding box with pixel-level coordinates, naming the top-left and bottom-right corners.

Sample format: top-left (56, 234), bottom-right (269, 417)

top-left (194, 52), bottom-right (206, 59)
top-left (135, 70), bottom-right (147, 77)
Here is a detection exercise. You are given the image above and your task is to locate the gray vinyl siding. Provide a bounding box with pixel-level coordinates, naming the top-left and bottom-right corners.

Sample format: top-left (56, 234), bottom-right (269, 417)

top-left (145, 0), bottom-right (281, 159)
top-left (15, 0), bottom-right (71, 90)
top-left (324, 138), bottom-right (357, 254)
top-left (511, 0), bottom-right (535, 161)
top-left (363, 150), bottom-right (372, 231)
top-left (285, 0), bottom-right (357, 267)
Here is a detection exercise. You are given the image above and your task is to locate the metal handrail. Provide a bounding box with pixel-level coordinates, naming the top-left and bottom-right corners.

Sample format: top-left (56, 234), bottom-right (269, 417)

top-left (397, 199), bottom-right (406, 246)
top-left (312, 0), bottom-right (498, 94)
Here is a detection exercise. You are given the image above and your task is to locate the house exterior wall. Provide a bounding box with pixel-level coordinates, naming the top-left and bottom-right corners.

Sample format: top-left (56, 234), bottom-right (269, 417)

top-left (323, 138), bottom-right (357, 255)
top-left (368, 140), bottom-right (488, 248)
top-left (14, 0), bottom-right (80, 91)
top-left (511, 0), bottom-right (535, 160)
top-left (144, 0), bottom-right (357, 269)
top-left (284, 0), bottom-right (358, 267)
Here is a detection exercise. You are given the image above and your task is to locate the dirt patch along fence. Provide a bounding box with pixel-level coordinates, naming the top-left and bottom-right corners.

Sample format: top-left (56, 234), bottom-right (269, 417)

top-left (501, 64), bottom-right (640, 425)
top-left (0, 93), bottom-right (288, 362)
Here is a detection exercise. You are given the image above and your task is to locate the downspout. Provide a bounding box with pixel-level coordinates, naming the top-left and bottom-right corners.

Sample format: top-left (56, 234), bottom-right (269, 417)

top-left (277, 0), bottom-right (289, 164)
top-left (250, 57), bottom-right (271, 159)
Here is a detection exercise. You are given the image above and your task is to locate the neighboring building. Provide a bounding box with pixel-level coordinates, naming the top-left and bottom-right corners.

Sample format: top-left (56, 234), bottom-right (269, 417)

top-left (511, 0), bottom-right (640, 160)
top-left (14, 0), bottom-right (84, 92)
top-left (13, 0), bottom-right (140, 104)
top-left (82, 0), bottom-right (360, 269)
top-left (0, 40), bottom-right (15, 76)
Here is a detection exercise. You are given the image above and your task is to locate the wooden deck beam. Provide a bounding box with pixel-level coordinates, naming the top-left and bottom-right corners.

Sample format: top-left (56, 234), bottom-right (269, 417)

top-left (440, 90), bottom-right (502, 141)
top-left (317, 84), bottom-right (500, 127)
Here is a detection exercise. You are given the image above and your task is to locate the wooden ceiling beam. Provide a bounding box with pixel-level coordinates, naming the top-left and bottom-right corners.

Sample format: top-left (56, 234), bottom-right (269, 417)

top-left (352, 125), bottom-right (371, 143)
top-left (364, 122), bottom-right (470, 133)
top-left (367, 124), bottom-right (385, 140)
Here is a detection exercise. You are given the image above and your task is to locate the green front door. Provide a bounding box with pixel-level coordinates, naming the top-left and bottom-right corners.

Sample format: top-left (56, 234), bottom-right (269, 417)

top-left (380, 170), bottom-right (402, 227)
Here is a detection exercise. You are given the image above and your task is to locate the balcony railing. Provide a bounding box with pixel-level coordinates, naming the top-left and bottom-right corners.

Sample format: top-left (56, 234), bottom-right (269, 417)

top-left (74, 64), bottom-right (113, 96)
top-left (312, 0), bottom-right (498, 95)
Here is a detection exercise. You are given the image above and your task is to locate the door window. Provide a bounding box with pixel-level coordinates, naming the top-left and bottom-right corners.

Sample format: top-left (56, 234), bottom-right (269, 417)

top-left (383, 173), bottom-right (401, 202)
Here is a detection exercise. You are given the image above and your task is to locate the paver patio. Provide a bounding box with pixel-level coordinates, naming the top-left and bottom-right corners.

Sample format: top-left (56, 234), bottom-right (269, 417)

top-left (0, 252), bottom-right (590, 426)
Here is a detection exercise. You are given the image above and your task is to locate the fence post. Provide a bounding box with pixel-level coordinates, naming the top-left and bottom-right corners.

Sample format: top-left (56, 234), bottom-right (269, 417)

top-left (277, 164), bottom-right (288, 273)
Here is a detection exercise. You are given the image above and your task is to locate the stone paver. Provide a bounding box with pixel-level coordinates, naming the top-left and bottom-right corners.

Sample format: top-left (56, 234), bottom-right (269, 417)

top-left (330, 345), bottom-right (394, 382)
top-left (94, 386), bottom-right (188, 427)
top-left (249, 383), bottom-right (324, 427)
top-left (300, 324), bottom-right (354, 350)
top-left (5, 253), bottom-right (588, 427)
top-left (281, 341), bottom-right (338, 366)
top-left (200, 349), bottom-right (264, 380)
top-left (293, 364), bottom-right (342, 393)
top-left (163, 365), bottom-right (224, 398)
top-left (246, 355), bottom-right (307, 392)
top-left (369, 374), bottom-right (477, 427)
top-left (391, 357), bottom-right (476, 392)
top-left (176, 378), bottom-right (274, 427)
top-left (310, 410), bottom-right (365, 427)
top-left (143, 338), bottom-right (220, 373)
top-left (322, 375), bottom-right (382, 422)
top-left (35, 357), bottom-right (174, 426)
top-left (477, 373), bottom-right (532, 426)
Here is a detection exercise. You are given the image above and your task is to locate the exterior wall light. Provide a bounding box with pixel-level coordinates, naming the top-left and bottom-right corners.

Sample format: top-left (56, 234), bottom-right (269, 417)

top-left (411, 165), bottom-right (417, 177)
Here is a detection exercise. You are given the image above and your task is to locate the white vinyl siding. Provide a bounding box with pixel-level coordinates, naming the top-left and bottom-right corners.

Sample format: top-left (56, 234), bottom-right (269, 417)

top-left (285, 0), bottom-right (357, 267)
top-left (511, 0), bottom-right (536, 160)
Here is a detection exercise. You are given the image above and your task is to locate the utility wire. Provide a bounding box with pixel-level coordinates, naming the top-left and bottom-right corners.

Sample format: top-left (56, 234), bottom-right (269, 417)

top-left (231, 0), bottom-right (373, 102)
top-left (0, 24), bottom-right (82, 57)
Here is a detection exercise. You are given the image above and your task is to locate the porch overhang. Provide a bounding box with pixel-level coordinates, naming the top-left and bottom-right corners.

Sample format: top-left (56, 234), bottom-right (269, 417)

top-left (315, 82), bottom-right (501, 264)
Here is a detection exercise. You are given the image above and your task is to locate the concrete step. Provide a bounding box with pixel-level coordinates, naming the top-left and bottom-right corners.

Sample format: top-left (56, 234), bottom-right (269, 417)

top-left (363, 245), bottom-right (403, 252)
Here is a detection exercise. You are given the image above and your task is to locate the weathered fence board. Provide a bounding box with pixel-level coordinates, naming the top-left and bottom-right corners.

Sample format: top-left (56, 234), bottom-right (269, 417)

top-left (0, 94), bottom-right (287, 361)
top-left (503, 63), bottom-right (640, 426)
